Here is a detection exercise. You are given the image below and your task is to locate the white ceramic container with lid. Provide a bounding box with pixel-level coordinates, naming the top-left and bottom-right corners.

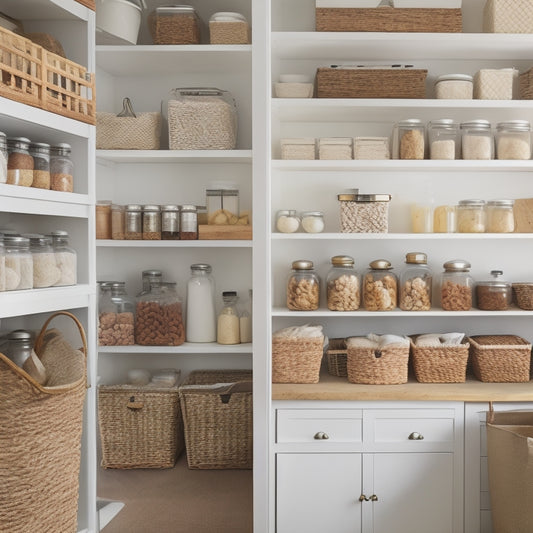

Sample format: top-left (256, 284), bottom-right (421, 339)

top-left (96, 0), bottom-right (144, 45)
top-left (435, 74), bottom-right (473, 99)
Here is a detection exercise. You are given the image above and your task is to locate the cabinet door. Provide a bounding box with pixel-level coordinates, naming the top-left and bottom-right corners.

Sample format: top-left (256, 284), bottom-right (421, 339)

top-left (276, 453), bottom-right (362, 533)
top-left (370, 453), bottom-right (454, 533)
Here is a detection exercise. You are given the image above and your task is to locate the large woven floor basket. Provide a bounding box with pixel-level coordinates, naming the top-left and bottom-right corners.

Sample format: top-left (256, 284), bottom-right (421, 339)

top-left (272, 336), bottom-right (324, 383)
top-left (179, 369), bottom-right (253, 469)
top-left (0, 311), bottom-right (87, 533)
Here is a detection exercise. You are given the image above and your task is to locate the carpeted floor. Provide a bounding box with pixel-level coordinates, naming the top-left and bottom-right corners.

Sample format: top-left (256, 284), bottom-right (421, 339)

top-left (98, 453), bottom-right (253, 533)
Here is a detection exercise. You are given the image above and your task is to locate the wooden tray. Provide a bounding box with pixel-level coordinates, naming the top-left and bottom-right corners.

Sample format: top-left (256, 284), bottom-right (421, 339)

top-left (198, 224), bottom-right (252, 240)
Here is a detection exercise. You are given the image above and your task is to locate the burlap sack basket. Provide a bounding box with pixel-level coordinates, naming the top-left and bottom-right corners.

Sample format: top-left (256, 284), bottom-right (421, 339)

top-left (0, 311), bottom-right (87, 533)
top-left (96, 111), bottom-right (162, 150)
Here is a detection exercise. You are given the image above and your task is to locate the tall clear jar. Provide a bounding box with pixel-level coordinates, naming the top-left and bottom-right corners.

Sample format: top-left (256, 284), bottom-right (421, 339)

top-left (0, 240), bottom-right (5, 291)
top-left (186, 263), bottom-right (216, 342)
top-left (206, 182), bottom-right (239, 224)
top-left (2, 329), bottom-right (33, 367)
top-left (392, 119), bottom-right (425, 160)
top-left (142, 204), bottom-right (161, 240)
top-left (125, 204), bottom-right (143, 240)
top-left (4, 236), bottom-right (33, 290)
top-left (50, 143), bottom-right (74, 192)
top-left (433, 205), bottom-right (456, 233)
top-left (460, 120), bottom-right (493, 160)
top-left (0, 131), bottom-right (7, 183)
top-left (48, 230), bottom-right (77, 286)
top-left (136, 278), bottom-right (185, 346)
top-left (28, 234), bottom-right (61, 288)
top-left (486, 199), bottom-right (515, 233)
top-left (7, 137), bottom-right (33, 186)
top-left (239, 288), bottom-right (252, 343)
top-left (399, 252), bottom-right (432, 311)
top-left (29, 142), bottom-right (50, 189)
top-left (440, 259), bottom-right (473, 311)
top-left (362, 259), bottom-right (398, 311)
top-left (111, 204), bottom-right (125, 240)
top-left (457, 199), bottom-right (486, 233)
top-left (428, 119), bottom-right (460, 160)
top-left (96, 200), bottom-right (112, 239)
top-left (180, 204), bottom-right (198, 240)
top-left (476, 270), bottom-right (512, 311)
top-left (217, 291), bottom-right (240, 345)
top-left (326, 255), bottom-right (360, 311)
top-left (287, 259), bottom-right (320, 311)
top-left (161, 205), bottom-right (180, 240)
top-left (495, 120), bottom-right (532, 160)
top-left (99, 281), bottom-right (135, 345)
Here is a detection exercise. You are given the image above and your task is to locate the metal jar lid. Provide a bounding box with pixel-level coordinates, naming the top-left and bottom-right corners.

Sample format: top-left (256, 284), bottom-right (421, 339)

top-left (126, 204), bottom-right (142, 212)
top-left (435, 74), bottom-right (473, 83)
top-left (398, 119), bottom-right (423, 127)
top-left (477, 270), bottom-right (510, 288)
top-left (191, 263), bottom-right (212, 273)
top-left (487, 199), bottom-right (514, 207)
top-left (337, 193), bottom-right (391, 203)
top-left (181, 204), bottom-right (197, 212)
top-left (331, 255), bottom-right (354, 266)
top-left (458, 199), bottom-right (486, 207)
top-left (291, 259), bottom-right (314, 270)
top-left (143, 204), bottom-right (161, 212)
top-left (301, 211), bottom-right (323, 218)
top-left (7, 329), bottom-right (32, 341)
top-left (51, 143), bottom-right (71, 154)
top-left (405, 252), bottom-right (427, 264)
top-left (496, 120), bottom-right (531, 132)
top-left (443, 259), bottom-right (471, 272)
top-left (428, 118), bottom-right (458, 129)
top-left (161, 204), bottom-right (179, 212)
top-left (460, 120), bottom-right (491, 130)
top-left (277, 210), bottom-right (298, 218)
top-left (49, 230), bottom-right (69, 238)
top-left (369, 259), bottom-right (392, 270)
top-left (3, 235), bottom-right (30, 249)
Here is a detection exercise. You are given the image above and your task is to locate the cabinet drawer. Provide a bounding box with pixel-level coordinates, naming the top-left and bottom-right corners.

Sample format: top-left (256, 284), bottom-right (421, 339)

top-left (277, 409), bottom-right (362, 443)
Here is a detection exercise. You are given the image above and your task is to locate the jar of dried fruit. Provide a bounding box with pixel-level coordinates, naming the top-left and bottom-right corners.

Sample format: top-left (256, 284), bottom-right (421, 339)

top-left (399, 252), bottom-right (432, 311)
top-left (362, 259), bottom-right (398, 311)
top-left (440, 259), bottom-right (474, 311)
top-left (287, 260), bottom-right (320, 311)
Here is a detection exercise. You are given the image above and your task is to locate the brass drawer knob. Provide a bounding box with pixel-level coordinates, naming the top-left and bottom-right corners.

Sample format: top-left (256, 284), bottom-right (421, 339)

top-left (313, 431), bottom-right (330, 440)
top-left (408, 431), bottom-right (424, 440)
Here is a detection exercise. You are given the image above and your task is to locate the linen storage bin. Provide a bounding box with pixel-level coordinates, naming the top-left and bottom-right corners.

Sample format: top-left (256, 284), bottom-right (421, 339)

top-left (326, 337), bottom-right (348, 378)
top-left (274, 74), bottom-right (314, 98)
top-left (338, 191), bottom-right (392, 233)
top-left (319, 137), bottom-right (353, 159)
top-left (483, 0), bottom-right (533, 33)
top-left (209, 12), bottom-right (250, 44)
top-left (179, 370), bottom-right (253, 469)
top-left (520, 68), bottom-right (533, 100)
top-left (474, 68), bottom-right (518, 100)
top-left (98, 384), bottom-right (184, 468)
top-left (96, 111), bottom-right (162, 150)
top-left (272, 336), bottom-right (324, 383)
top-left (280, 138), bottom-right (316, 160)
top-left (468, 335), bottom-right (532, 383)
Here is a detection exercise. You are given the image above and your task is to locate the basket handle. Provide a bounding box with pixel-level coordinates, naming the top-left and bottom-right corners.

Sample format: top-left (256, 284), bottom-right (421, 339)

top-left (219, 380), bottom-right (253, 404)
top-left (127, 396), bottom-right (144, 410)
top-left (487, 401), bottom-right (495, 424)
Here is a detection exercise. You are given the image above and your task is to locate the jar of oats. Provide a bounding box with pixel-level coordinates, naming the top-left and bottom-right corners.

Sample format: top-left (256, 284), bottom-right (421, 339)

top-left (326, 255), bottom-right (360, 311)
top-left (440, 259), bottom-right (473, 311)
top-left (362, 259), bottom-right (398, 311)
top-left (287, 260), bottom-right (320, 311)
top-left (476, 270), bottom-right (512, 311)
top-left (428, 119), bottom-right (460, 160)
top-left (486, 199), bottom-right (515, 233)
top-left (399, 252), bottom-right (432, 311)
top-left (457, 199), bottom-right (486, 233)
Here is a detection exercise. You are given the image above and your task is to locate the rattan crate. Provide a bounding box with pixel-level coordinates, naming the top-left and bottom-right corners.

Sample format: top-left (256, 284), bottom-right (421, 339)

top-left (468, 335), bottom-right (532, 383)
top-left (315, 7), bottom-right (462, 33)
top-left (179, 370), bottom-right (253, 469)
top-left (326, 337), bottom-right (348, 377)
top-left (315, 66), bottom-right (427, 99)
top-left (410, 335), bottom-right (469, 383)
top-left (272, 336), bottom-right (324, 383)
top-left (98, 384), bottom-right (184, 469)
top-left (520, 68), bottom-right (533, 100)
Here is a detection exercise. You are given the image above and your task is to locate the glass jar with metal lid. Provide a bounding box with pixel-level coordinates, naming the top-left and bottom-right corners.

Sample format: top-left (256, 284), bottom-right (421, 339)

top-left (148, 5), bottom-right (201, 45)
top-left (399, 252), bottom-right (432, 311)
top-left (301, 211), bottom-right (325, 233)
top-left (50, 143), bottom-right (73, 192)
top-left (495, 120), bottom-right (532, 160)
top-left (428, 119), bottom-right (460, 160)
top-left (29, 142), bottom-right (50, 189)
top-left (287, 259), bottom-right (320, 311)
top-left (0, 131), bottom-right (7, 183)
top-left (392, 119), bottom-right (425, 160)
top-left (99, 281), bottom-right (135, 346)
top-left (4, 236), bottom-right (33, 290)
top-left (440, 259), bottom-right (473, 311)
top-left (326, 255), bottom-right (360, 311)
top-left (2, 329), bottom-right (33, 367)
top-left (486, 199), bottom-right (515, 233)
top-left (180, 204), bottom-right (198, 240)
top-left (460, 120), bottom-right (493, 160)
top-left (142, 204), bottom-right (161, 240)
top-left (111, 204), bottom-right (125, 240)
top-left (338, 191), bottom-right (392, 233)
top-left (27, 234), bottom-right (61, 288)
top-left (435, 74), bottom-right (474, 99)
top-left (186, 263), bottom-right (216, 342)
top-left (161, 205), bottom-right (180, 240)
top-left (48, 230), bottom-right (77, 286)
top-left (138, 269), bottom-right (163, 297)
top-left (276, 210), bottom-right (300, 233)
top-left (476, 270), bottom-right (512, 311)
top-left (125, 204), bottom-right (142, 240)
top-left (217, 290), bottom-right (240, 345)
top-left (457, 199), bottom-right (486, 233)
top-left (363, 259), bottom-right (398, 311)
top-left (7, 137), bottom-right (33, 186)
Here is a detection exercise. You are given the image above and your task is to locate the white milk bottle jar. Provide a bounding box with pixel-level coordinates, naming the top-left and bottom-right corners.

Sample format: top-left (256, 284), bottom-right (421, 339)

top-left (186, 263), bottom-right (216, 342)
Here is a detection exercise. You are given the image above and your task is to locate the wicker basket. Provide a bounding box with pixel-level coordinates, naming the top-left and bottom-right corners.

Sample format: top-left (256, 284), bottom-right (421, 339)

top-left (346, 337), bottom-right (409, 385)
top-left (468, 335), bottom-right (532, 383)
top-left (98, 384), bottom-right (184, 469)
top-left (520, 68), bottom-right (533, 100)
top-left (96, 112), bottom-right (162, 150)
top-left (326, 337), bottom-right (348, 377)
top-left (513, 283), bottom-right (533, 310)
top-left (272, 336), bottom-right (324, 383)
top-left (483, 0), bottom-right (533, 33)
top-left (179, 370), bottom-right (253, 469)
top-left (316, 7), bottom-right (462, 32)
top-left (410, 335), bottom-right (469, 383)
top-left (315, 66), bottom-right (427, 99)
top-left (0, 311), bottom-right (87, 533)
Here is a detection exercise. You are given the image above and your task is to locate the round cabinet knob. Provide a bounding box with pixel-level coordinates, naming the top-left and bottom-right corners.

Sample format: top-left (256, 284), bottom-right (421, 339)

top-left (370, 494), bottom-right (378, 502)
top-left (313, 431), bottom-right (330, 440)
top-left (408, 432), bottom-right (424, 440)
top-left (359, 494), bottom-right (369, 502)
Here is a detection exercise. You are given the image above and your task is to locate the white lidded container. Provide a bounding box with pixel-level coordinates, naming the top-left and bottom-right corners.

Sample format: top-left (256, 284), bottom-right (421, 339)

top-left (95, 0), bottom-right (145, 45)
top-left (435, 74), bottom-right (473, 99)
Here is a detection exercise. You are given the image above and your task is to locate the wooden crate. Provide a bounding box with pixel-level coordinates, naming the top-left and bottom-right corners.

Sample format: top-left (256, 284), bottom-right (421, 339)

top-left (199, 224), bottom-right (252, 240)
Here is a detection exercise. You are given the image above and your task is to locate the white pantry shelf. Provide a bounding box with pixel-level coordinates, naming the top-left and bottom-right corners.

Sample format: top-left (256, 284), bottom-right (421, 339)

top-left (99, 343), bottom-right (253, 354)
top-left (271, 232), bottom-right (533, 240)
top-left (96, 150), bottom-right (253, 164)
top-left (1, 0), bottom-right (89, 21)
top-left (96, 240), bottom-right (253, 248)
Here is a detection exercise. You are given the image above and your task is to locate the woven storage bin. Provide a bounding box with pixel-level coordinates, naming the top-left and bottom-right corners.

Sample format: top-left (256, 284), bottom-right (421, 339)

top-left (209, 21), bottom-right (250, 44)
top-left (316, 7), bottom-right (462, 32)
top-left (520, 68), bottom-right (533, 100)
top-left (474, 69), bottom-right (517, 100)
top-left (272, 336), bottom-right (324, 383)
top-left (513, 283), bottom-right (533, 310)
top-left (326, 337), bottom-right (348, 378)
top-left (410, 335), bottom-right (469, 383)
top-left (338, 193), bottom-right (392, 233)
top-left (96, 112), bottom-right (162, 150)
top-left (483, 0), bottom-right (533, 33)
top-left (0, 311), bottom-right (87, 533)
top-left (315, 67), bottom-right (427, 99)
top-left (468, 335), bottom-right (532, 383)
top-left (346, 337), bottom-right (409, 385)
top-left (180, 369), bottom-right (253, 469)
top-left (98, 384), bottom-right (184, 469)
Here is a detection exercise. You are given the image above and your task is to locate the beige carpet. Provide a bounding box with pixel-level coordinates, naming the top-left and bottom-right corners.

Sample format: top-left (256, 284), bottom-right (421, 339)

top-left (98, 453), bottom-right (253, 533)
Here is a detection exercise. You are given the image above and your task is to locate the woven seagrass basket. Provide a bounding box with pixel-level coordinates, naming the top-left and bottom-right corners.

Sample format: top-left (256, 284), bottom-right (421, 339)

top-left (326, 337), bottom-right (348, 378)
top-left (96, 111), bottom-right (162, 150)
top-left (512, 283), bottom-right (533, 310)
top-left (272, 336), bottom-right (324, 383)
top-left (519, 69), bottom-right (533, 100)
top-left (179, 370), bottom-right (253, 469)
top-left (410, 335), bottom-right (469, 384)
top-left (468, 335), bottom-right (532, 383)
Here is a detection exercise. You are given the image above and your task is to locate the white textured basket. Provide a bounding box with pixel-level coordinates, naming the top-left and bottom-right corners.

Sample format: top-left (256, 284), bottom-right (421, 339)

top-left (483, 0), bottom-right (533, 33)
top-left (96, 112), bottom-right (161, 150)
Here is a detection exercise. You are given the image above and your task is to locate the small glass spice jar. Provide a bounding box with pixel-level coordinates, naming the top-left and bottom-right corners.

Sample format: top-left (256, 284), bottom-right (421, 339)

top-left (392, 119), bottom-right (425, 160)
top-left (276, 210), bottom-right (300, 233)
top-left (180, 204), bottom-right (198, 240)
top-left (96, 200), bottom-right (112, 239)
top-left (440, 259), bottom-right (473, 311)
top-left (161, 204), bottom-right (180, 240)
top-left (428, 119), bottom-right (460, 160)
top-left (435, 74), bottom-right (474, 99)
top-left (457, 199), bottom-right (486, 233)
top-left (4, 235), bottom-right (33, 291)
top-left (495, 120), bottom-right (532, 160)
top-left (287, 259), bottom-right (320, 311)
top-left (460, 120), bottom-right (493, 160)
top-left (29, 142), bottom-right (50, 189)
top-left (300, 211), bottom-right (325, 233)
top-left (111, 204), bottom-right (125, 240)
top-left (142, 204), bottom-right (161, 240)
top-left (48, 230), bottom-right (77, 286)
top-left (476, 270), bottom-right (512, 311)
top-left (7, 137), bottom-right (33, 187)
top-left (0, 131), bottom-right (7, 183)
top-left (362, 259), bottom-right (398, 311)
top-left (399, 252), bottom-right (432, 311)
top-left (50, 143), bottom-right (74, 192)
top-left (486, 199), bottom-right (515, 233)
top-left (125, 204), bottom-right (142, 240)
top-left (326, 255), bottom-right (360, 311)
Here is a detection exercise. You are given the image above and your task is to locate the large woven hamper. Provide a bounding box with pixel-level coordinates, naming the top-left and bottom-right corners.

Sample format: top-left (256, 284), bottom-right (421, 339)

top-left (98, 384), bottom-right (184, 468)
top-left (272, 336), bottom-right (324, 383)
top-left (326, 337), bottom-right (348, 378)
top-left (96, 111), bottom-right (162, 150)
top-left (179, 370), bottom-right (253, 469)
top-left (0, 311), bottom-right (87, 533)
top-left (468, 335), bottom-right (532, 383)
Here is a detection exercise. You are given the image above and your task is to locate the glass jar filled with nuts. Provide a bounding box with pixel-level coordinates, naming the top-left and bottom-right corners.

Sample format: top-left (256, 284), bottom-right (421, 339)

top-left (399, 252), bottom-right (432, 311)
top-left (287, 259), bottom-right (320, 311)
top-left (326, 255), bottom-right (360, 311)
top-left (362, 259), bottom-right (398, 311)
top-left (98, 281), bottom-right (135, 346)
top-left (440, 259), bottom-right (474, 311)
top-left (476, 270), bottom-right (512, 311)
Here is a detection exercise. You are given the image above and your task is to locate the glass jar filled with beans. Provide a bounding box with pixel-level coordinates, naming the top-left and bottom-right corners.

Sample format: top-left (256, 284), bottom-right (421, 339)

top-left (142, 204), bottom-right (162, 240)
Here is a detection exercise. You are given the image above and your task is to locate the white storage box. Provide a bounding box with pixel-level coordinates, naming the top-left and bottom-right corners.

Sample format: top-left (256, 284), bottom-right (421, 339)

top-left (483, 0), bottom-right (533, 33)
top-left (474, 68), bottom-right (518, 100)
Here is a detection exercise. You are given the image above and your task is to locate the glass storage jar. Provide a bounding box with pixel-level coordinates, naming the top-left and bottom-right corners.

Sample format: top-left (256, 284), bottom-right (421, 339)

top-left (440, 259), bottom-right (473, 311)
top-left (138, 269), bottom-right (163, 297)
top-left (239, 288), bottom-right (252, 343)
top-left (392, 119), bottom-right (425, 160)
top-left (50, 143), bottom-right (73, 192)
top-left (7, 137), bottom-right (33, 186)
top-left (301, 211), bottom-right (325, 233)
top-left (2, 329), bottom-right (33, 367)
top-left (125, 204), bottom-right (142, 240)
top-left (410, 203), bottom-right (433, 233)
top-left (29, 142), bottom-right (50, 189)
top-left (362, 259), bottom-right (398, 311)
top-left (148, 5), bottom-right (201, 45)
top-left (460, 120), bottom-right (493, 160)
top-left (217, 290), bottom-right (240, 345)
top-left (428, 119), bottom-right (460, 160)
top-left (276, 210), bottom-right (300, 233)
top-left (4, 236), bottom-right (32, 291)
top-left (287, 259), bottom-right (320, 311)
top-left (435, 73), bottom-right (474, 99)
top-left (486, 199), bottom-right (515, 233)
top-left (457, 199), bottom-right (486, 233)
top-left (161, 205), bottom-right (180, 240)
top-left (180, 204), bottom-right (198, 239)
top-left (96, 200), bottom-right (112, 239)
top-left (433, 205), bottom-right (456, 233)
top-left (111, 204), bottom-right (125, 240)
top-left (136, 277), bottom-right (185, 346)
top-left (326, 255), bottom-right (360, 311)
top-left (399, 252), bottom-right (432, 311)
top-left (476, 270), bottom-right (512, 311)
top-left (48, 230), bottom-right (77, 286)
top-left (186, 263), bottom-right (216, 342)
top-left (0, 131), bottom-right (7, 183)
top-left (495, 120), bottom-right (532, 160)
top-left (28, 234), bottom-right (60, 288)
top-left (99, 281), bottom-right (135, 346)
top-left (142, 204), bottom-right (161, 240)
top-left (206, 182), bottom-right (239, 224)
